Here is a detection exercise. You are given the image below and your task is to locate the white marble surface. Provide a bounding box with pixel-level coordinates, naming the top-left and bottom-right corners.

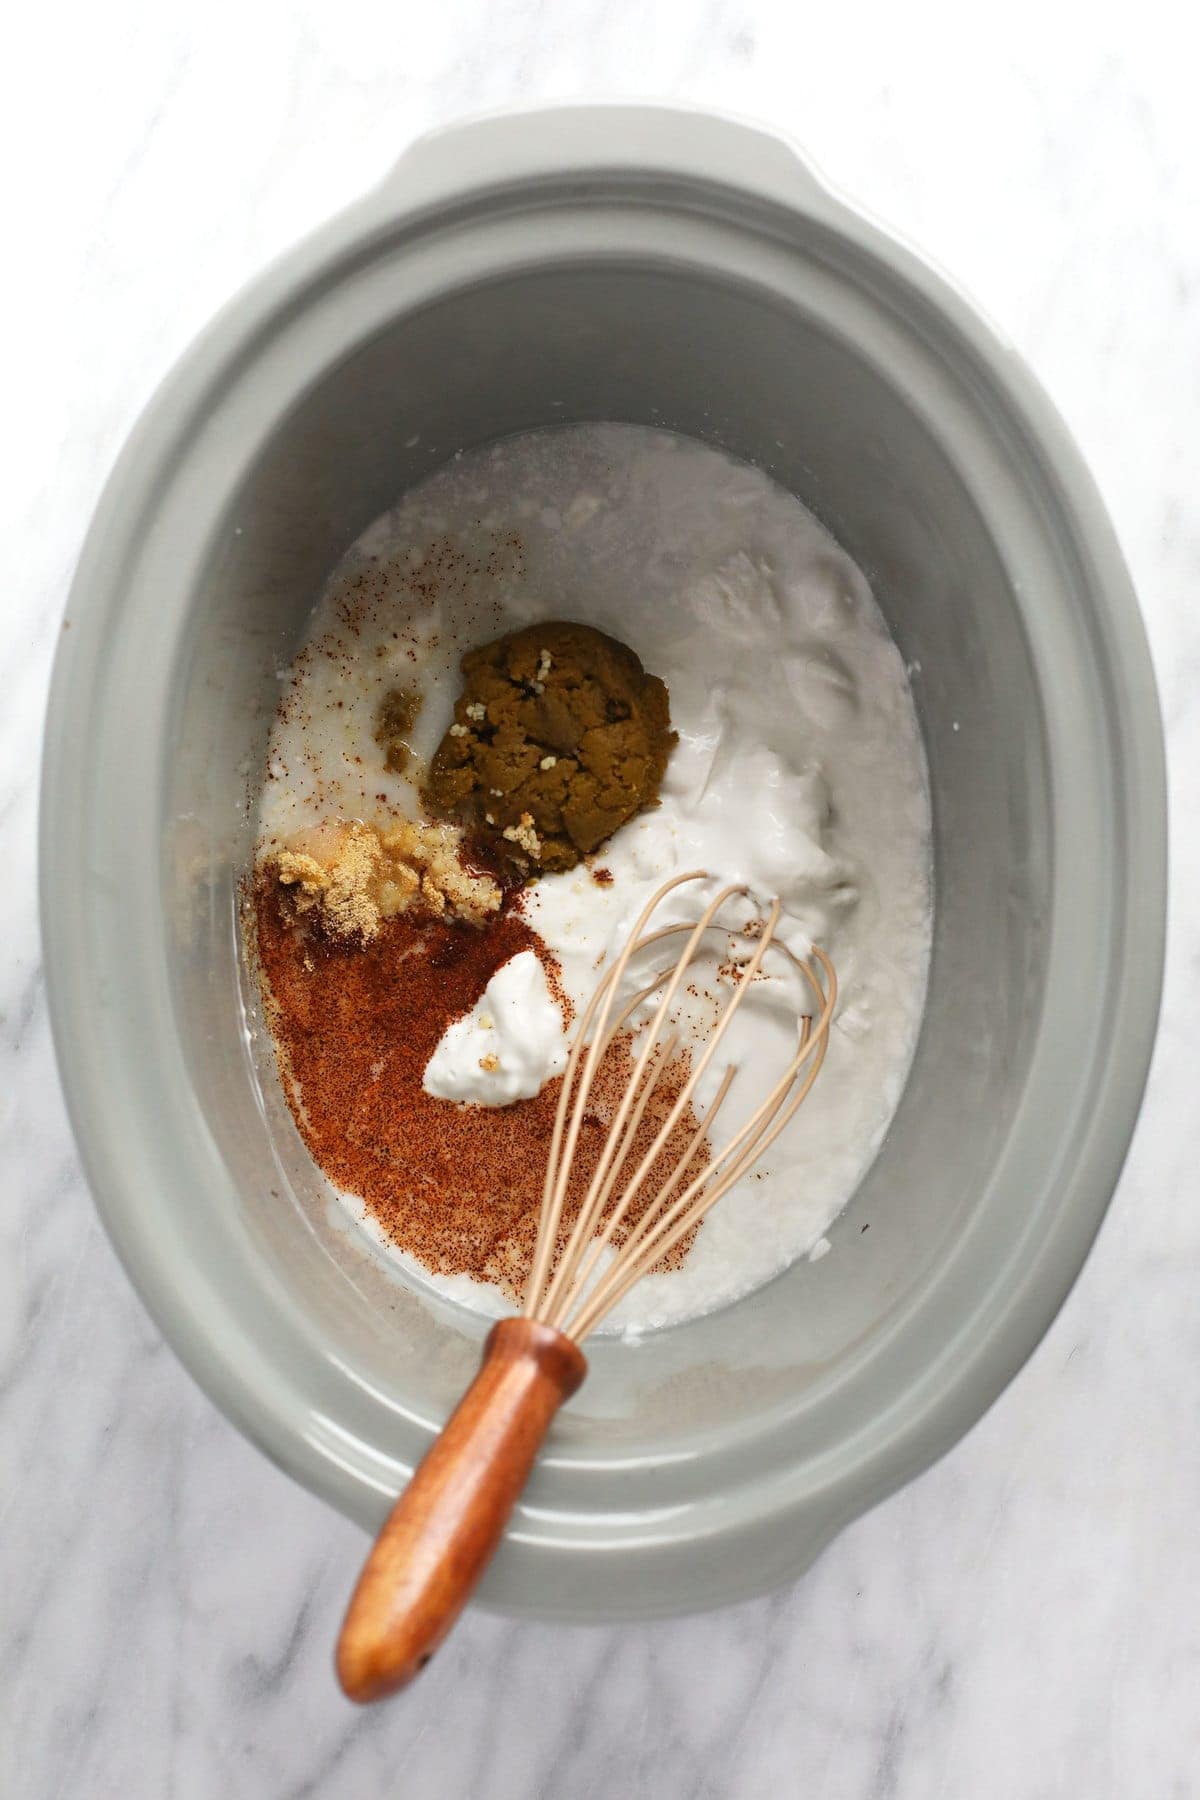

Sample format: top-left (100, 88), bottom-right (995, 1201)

top-left (4, 2), bottom-right (1198, 1794)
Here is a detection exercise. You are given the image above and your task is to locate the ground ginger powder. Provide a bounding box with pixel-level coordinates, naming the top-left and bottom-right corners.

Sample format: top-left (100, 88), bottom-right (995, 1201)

top-left (275, 818), bottom-right (501, 944)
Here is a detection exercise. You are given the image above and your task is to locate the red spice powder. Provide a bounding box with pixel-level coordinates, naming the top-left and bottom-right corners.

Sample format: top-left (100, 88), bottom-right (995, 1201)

top-left (252, 879), bottom-right (704, 1299)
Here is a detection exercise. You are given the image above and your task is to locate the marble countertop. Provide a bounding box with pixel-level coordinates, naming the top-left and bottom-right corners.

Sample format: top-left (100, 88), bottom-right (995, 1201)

top-left (4, 3), bottom-right (1197, 1794)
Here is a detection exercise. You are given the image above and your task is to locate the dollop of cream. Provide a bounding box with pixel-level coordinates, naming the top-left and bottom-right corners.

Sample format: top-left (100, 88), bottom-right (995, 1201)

top-left (422, 950), bottom-right (567, 1107)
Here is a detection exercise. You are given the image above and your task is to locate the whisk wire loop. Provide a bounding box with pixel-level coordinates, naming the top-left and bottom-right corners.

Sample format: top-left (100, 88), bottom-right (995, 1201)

top-left (533, 877), bottom-right (747, 1320)
top-left (523, 875), bottom-right (837, 1339)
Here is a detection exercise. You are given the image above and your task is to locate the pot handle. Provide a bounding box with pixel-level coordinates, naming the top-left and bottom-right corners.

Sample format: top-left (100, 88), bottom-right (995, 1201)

top-left (373, 105), bottom-right (839, 219)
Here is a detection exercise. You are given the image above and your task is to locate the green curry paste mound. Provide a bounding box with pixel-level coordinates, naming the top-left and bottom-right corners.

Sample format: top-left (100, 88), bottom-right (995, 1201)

top-left (422, 621), bottom-right (677, 873)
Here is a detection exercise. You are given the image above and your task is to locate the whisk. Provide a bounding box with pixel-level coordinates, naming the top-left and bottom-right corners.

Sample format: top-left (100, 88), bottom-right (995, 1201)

top-left (336, 871), bottom-right (836, 1701)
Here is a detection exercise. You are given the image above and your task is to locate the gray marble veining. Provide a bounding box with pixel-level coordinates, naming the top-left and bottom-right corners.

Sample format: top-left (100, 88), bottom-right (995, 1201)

top-left (4, 2), bottom-right (1199, 1794)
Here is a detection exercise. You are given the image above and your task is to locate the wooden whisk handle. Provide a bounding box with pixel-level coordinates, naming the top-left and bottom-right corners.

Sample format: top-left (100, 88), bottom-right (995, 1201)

top-left (335, 1317), bottom-right (587, 1701)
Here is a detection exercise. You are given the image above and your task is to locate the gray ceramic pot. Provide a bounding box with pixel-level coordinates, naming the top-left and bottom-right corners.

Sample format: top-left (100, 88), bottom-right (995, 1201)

top-left (41, 107), bottom-right (1165, 1620)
